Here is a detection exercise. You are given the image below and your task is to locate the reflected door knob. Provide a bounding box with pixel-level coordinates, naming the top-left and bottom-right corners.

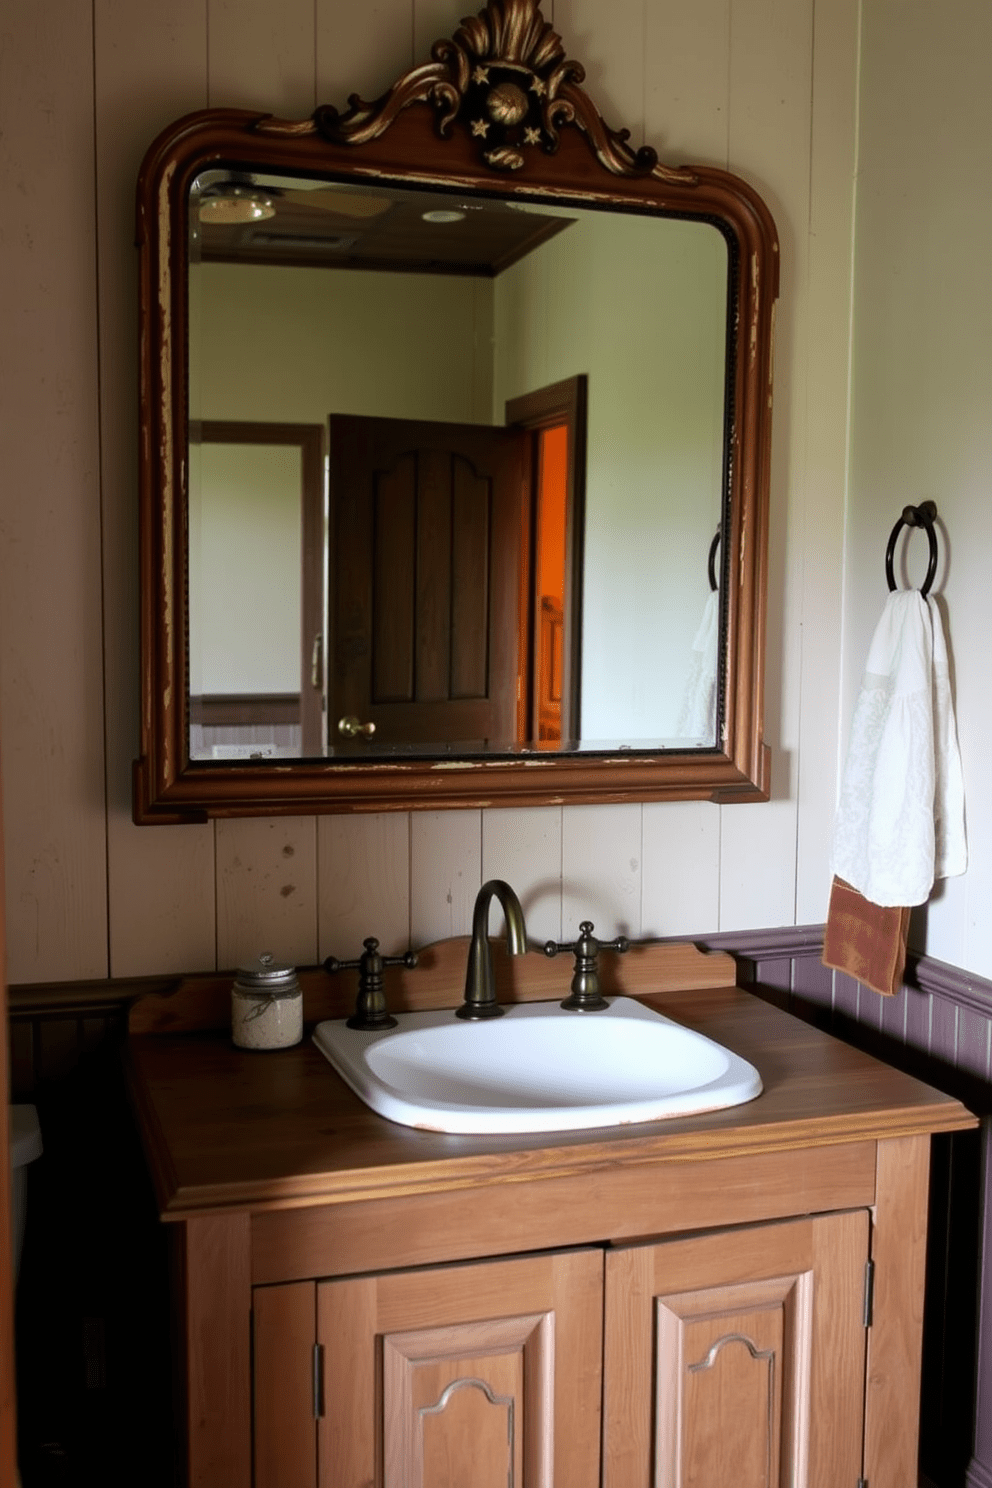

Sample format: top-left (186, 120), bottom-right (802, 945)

top-left (338, 715), bottom-right (376, 738)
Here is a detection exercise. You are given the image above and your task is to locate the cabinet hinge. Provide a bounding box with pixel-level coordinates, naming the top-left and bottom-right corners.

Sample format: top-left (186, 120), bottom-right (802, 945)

top-left (312, 1342), bottom-right (325, 1420)
top-left (863, 1258), bottom-right (875, 1327)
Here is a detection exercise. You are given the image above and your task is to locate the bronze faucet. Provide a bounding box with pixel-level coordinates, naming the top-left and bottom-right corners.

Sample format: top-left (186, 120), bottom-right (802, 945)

top-left (456, 879), bottom-right (527, 1020)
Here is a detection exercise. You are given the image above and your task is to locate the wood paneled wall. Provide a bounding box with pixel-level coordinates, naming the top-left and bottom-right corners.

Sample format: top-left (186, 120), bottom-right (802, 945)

top-left (0, 0), bottom-right (860, 986)
top-left (846, 0), bottom-right (992, 985)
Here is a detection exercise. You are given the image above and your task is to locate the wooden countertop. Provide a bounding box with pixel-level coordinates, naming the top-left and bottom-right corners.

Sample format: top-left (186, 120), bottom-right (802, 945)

top-left (125, 938), bottom-right (976, 1221)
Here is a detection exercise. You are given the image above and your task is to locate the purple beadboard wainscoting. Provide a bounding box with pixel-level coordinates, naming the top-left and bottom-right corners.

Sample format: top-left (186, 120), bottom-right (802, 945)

top-left (702, 925), bottom-right (991, 1488)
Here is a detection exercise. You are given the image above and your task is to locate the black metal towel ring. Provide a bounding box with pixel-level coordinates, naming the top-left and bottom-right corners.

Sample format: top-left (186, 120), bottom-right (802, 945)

top-left (707, 528), bottom-right (721, 592)
top-left (885, 500), bottom-right (939, 598)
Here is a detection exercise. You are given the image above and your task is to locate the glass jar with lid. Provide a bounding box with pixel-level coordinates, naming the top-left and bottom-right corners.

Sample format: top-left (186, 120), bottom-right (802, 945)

top-left (231, 952), bottom-right (303, 1050)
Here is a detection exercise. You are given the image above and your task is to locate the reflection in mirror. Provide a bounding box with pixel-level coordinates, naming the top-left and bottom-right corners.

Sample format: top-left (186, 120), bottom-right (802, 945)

top-left (187, 177), bottom-right (729, 762)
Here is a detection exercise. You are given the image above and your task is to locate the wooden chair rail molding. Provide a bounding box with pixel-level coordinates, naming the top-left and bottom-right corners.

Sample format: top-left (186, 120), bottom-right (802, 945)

top-left (7, 938), bottom-right (735, 1098)
top-left (125, 937), bottom-right (738, 1036)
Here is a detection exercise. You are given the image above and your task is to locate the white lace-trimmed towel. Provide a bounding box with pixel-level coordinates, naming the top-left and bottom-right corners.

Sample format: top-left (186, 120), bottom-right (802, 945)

top-left (675, 589), bottom-right (720, 743)
top-left (832, 588), bottom-right (966, 907)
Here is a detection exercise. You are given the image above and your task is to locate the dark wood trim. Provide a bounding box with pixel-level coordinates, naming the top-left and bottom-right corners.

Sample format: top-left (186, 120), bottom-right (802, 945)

top-left (10, 932), bottom-right (991, 1030)
top-left (196, 420), bottom-right (320, 449)
top-left (133, 0), bottom-right (778, 822)
top-left (697, 923), bottom-right (826, 960)
top-left (192, 693), bottom-right (301, 727)
top-left (8, 976), bottom-right (181, 1017)
top-left (196, 420), bottom-right (325, 755)
top-left (700, 921), bottom-right (992, 1019)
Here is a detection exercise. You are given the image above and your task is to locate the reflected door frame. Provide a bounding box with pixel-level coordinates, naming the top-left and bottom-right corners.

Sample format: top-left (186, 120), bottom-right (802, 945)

top-left (194, 420), bottom-right (326, 756)
top-left (506, 375), bottom-right (587, 747)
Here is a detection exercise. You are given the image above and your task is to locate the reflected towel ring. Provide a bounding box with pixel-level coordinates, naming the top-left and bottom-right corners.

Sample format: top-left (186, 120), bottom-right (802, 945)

top-left (885, 500), bottom-right (938, 598)
top-left (708, 528), bottom-right (721, 592)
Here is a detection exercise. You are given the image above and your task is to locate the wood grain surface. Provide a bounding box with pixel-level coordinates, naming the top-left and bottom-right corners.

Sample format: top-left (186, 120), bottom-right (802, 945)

top-left (125, 940), bottom-right (975, 1220)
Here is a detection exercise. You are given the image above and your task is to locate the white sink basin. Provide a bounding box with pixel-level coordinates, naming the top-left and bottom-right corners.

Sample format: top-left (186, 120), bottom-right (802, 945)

top-left (312, 997), bottom-right (762, 1135)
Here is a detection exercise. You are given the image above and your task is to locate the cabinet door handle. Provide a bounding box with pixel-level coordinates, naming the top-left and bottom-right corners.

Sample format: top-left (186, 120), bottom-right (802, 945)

top-left (310, 633), bottom-right (323, 689)
top-left (312, 1342), bottom-right (325, 1419)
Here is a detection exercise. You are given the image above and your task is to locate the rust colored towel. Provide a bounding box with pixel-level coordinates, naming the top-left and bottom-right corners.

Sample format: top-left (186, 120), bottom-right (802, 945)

top-left (822, 875), bottom-right (910, 998)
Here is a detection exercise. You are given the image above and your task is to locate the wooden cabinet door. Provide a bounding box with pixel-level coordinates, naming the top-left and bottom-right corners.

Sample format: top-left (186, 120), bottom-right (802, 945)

top-left (603, 1211), bottom-right (870, 1488)
top-left (317, 1247), bottom-right (602, 1488)
top-left (253, 1280), bottom-right (318, 1488)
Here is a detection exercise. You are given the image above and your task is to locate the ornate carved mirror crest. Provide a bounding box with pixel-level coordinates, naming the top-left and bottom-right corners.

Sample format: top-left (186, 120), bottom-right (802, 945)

top-left (312, 1), bottom-right (665, 178)
top-left (134, 0), bottom-right (778, 823)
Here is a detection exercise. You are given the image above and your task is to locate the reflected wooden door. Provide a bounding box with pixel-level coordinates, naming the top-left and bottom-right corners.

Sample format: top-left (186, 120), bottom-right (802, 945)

top-left (328, 415), bottom-right (529, 751)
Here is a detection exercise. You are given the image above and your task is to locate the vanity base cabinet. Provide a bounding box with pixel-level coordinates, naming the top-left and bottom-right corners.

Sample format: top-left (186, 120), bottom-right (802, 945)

top-left (252, 1214), bottom-right (873, 1488)
top-left (253, 1249), bottom-right (603, 1488)
top-left (129, 964), bottom-right (968, 1488)
top-left (604, 1211), bottom-right (870, 1488)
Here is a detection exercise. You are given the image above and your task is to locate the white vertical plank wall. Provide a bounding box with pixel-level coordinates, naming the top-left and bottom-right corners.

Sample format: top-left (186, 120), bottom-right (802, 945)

top-left (0, 0), bottom-right (864, 982)
top-left (411, 811), bottom-right (482, 946)
top-left (847, 0), bottom-right (992, 980)
top-left (96, 0), bottom-right (218, 978)
top-left (482, 808), bottom-right (564, 946)
top-left (0, 0), bottom-right (109, 984)
top-left (717, 0), bottom-right (813, 931)
top-left (207, 0), bottom-right (317, 114)
top-left (318, 813), bottom-right (411, 961)
top-left (793, 0), bottom-right (859, 925)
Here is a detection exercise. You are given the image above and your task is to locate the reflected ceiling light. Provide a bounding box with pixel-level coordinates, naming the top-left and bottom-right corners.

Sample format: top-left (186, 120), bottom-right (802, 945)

top-left (421, 208), bottom-right (466, 223)
top-left (198, 185), bottom-right (276, 225)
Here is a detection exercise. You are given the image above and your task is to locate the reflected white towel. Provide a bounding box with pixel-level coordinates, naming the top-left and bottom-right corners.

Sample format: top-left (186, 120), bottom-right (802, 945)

top-left (675, 590), bottom-right (720, 743)
top-left (832, 590), bottom-right (966, 907)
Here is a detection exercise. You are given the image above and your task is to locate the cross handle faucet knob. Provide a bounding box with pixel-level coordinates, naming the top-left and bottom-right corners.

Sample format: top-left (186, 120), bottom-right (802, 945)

top-left (324, 937), bottom-right (417, 1030)
top-left (543, 920), bottom-right (629, 1011)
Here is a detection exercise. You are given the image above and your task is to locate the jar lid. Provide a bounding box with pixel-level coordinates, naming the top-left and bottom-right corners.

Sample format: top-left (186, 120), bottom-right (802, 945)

top-left (235, 951), bottom-right (299, 992)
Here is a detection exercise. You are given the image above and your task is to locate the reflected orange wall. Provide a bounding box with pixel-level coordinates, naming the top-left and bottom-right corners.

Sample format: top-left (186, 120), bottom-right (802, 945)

top-left (537, 424), bottom-right (568, 604)
top-left (535, 424), bottom-right (569, 744)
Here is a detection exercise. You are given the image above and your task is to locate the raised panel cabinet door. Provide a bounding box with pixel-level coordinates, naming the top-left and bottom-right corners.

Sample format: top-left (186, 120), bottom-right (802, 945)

top-left (603, 1210), bottom-right (870, 1488)
top-left (253, 1280), bottom-right (318, 1488)
top-left (317, 1247), bottom-right (603, 1488)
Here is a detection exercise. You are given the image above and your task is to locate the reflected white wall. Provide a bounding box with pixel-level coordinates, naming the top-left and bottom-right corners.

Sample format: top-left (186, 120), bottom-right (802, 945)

top-left (197, 262), bottom-right (493, 425)
top-left (196, 443), bottom-right (302, 694)
top-left (494, 212), bottom-right (727, 741)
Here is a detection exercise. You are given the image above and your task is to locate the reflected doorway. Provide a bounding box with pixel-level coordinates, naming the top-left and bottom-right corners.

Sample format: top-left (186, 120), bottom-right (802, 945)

top-left (189, 420), bottom-right (325, 758)
top-left (326, 376), bottom-right (586, 755)
top-left (507, 375), bottom-right (587, 748)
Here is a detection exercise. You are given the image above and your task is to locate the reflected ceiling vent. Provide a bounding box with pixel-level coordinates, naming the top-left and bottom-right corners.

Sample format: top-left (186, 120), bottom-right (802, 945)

top-left (247, 232), bottom-right (360, 253)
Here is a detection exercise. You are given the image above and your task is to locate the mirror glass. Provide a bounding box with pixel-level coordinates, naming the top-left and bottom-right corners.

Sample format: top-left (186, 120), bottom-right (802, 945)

top-left (186, 171), bottom-right (729, 763)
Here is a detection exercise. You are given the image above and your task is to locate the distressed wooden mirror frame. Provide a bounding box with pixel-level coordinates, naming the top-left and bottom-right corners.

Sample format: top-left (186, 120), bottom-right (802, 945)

top-left (133, 0), bottom-right (778, 823)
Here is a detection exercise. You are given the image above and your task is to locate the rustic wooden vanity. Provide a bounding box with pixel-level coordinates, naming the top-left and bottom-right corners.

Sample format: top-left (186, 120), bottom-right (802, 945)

top-left (126, 940), bottom-right (975, 1488)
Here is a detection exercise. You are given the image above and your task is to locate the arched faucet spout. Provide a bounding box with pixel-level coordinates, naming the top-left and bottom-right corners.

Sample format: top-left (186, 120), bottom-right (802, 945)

top-left (456, 879), bottom-right (527, 1020)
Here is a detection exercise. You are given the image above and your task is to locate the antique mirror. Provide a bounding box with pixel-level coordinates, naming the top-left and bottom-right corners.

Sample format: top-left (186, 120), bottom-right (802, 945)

top-left (134, 0), bottom-right (778, 822)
